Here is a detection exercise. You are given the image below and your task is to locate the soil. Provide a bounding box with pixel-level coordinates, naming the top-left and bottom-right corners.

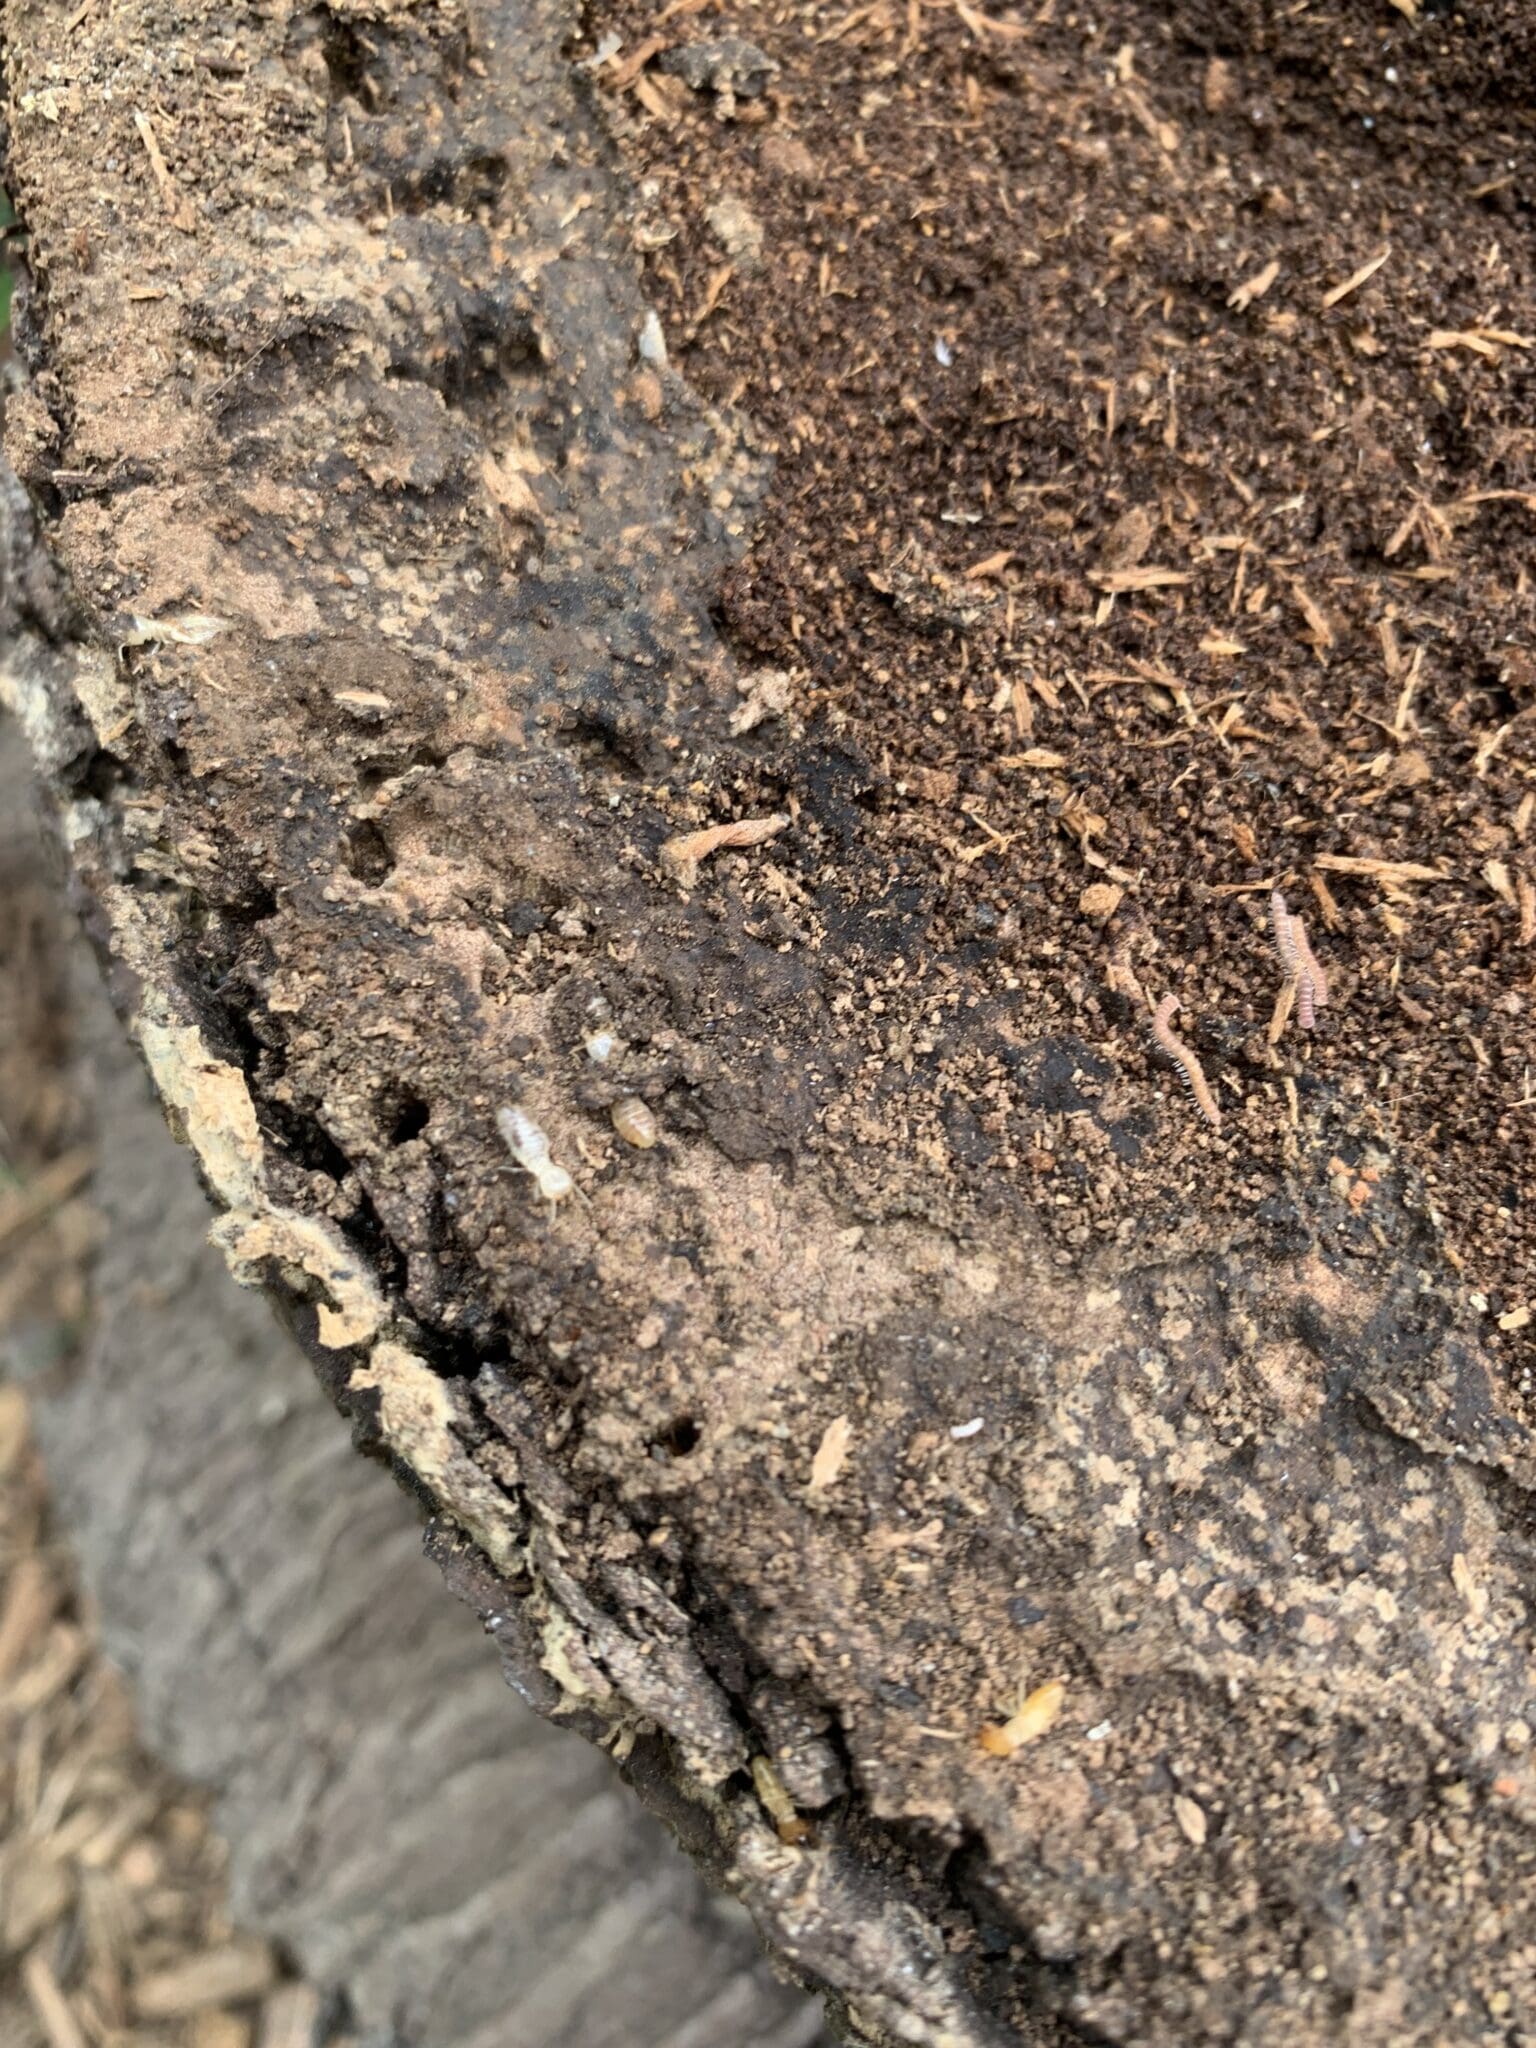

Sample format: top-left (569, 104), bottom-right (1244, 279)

top-left (580, 0), bottom-right (1536, 1393)
top-left (6, 0), bottom-right (1536, 2043)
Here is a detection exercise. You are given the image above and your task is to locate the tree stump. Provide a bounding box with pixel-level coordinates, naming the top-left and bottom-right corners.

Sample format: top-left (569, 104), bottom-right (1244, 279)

top-left (0, 718), bottom-right (825, 2048)
top-left (4, 0), bottom-right (1536, 2041)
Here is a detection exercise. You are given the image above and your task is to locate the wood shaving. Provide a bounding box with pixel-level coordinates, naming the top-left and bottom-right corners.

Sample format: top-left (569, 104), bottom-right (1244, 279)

top-left (661, 812), bottom-right (789, 885)
top-left (809, 1413), bottom-right (852, 1490)
top-left (1320, 246), bottom-right (1390, 309)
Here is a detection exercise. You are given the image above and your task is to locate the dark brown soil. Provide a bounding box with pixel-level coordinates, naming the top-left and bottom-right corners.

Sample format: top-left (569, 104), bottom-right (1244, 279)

top-left (582, 0), bottom-right (1536, 1396)
top-left (7, 0), bottom-right (1536, 2041)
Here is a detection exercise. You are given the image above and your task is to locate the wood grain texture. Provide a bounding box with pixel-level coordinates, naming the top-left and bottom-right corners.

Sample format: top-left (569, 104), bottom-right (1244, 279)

top-left (3, 728), bottom-right (821, 2048)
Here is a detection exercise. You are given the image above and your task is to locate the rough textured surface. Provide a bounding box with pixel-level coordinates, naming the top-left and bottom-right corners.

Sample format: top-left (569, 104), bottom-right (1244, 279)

top-left (0, 721), bottom-right (824, 2048)
top-left (4, 0), bottom-right (1536, 2041)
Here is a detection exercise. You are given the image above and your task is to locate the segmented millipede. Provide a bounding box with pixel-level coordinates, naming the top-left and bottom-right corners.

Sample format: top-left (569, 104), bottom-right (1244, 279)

top-left (1292, 916), bottom-right (1329, 1026)
top-left (1150, 994), bottom-right (1223, 1129)
top-left (1269, 889), bottom-right (1298, 979)
top-left (1270, 890), bottom-right (1327, 1032)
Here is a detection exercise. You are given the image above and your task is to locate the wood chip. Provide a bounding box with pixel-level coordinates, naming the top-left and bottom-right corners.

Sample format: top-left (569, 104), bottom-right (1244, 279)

top-left (1307, 868), bottom-right (1344, 932)
top-left (604, 33), bottom-right (666, 89)
top-left (1090, 566), bottom-right (1191, 593)
top-left (1427, 328), bottom-right (1531, 357)
top-left (192, 2012), bottom-right (252, 2048)
top-left (1484, 860), bottom-right (1517, 910)
top-left (1173, 1794), bottom-right (1208, 1847)
top-left (2, 1847), bottom-right (74, 1953)
top-left (1287, 580), bottom-right (1336, 658)
top-left (1227, 259), bottom-right (1278, 312)
top-left (1320, 247), bottom-right (1390, 310)
top-left (255, 1983), bottom-right (321, 2048)
top-left (133, 1940), bottom-right (278, 2020)
top-left (809, 1415), bottom-right (852, 1491)
top-left (965, 550), bottom-right (1013, 580)
top-left (1499, 1305), bottom-right (1531, 1334)
top-left (0, 1557), bottom-right (58, 1687)
top-left (998, 749), bottom-right (1068, 770)
top-left (132, 110), bottom-right (197, 233)
top-left (22, 1952), bottom-right (88, 2048)
top-left (1314, 854), bottom-right (1446, 886)
top-left (660, 813), bottom-right (789, 886)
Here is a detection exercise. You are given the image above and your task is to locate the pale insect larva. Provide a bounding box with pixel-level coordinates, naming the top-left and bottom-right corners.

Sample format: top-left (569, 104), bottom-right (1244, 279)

top-left (610, 1095), bottom-right (658, 1149)
top-left (496, 1105), bottom-right (578, 1213)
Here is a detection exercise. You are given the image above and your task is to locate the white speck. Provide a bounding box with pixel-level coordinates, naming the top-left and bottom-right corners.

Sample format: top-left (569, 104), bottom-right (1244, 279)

top-left (1384, 66), bottom-right (1398, 83)
top-left (638, 309), bottom-right (668, 367)
top-left (581, 30), bottom-right (622, 67)
top-left (1362, 116), bottom-right (1374, 129)
top-left (1086, 1720), bottom-right (1113, 1741)
top-left (935, 337), bottom-right (953, 367)
top-left (950, 1416), bottom-right (984, 1440)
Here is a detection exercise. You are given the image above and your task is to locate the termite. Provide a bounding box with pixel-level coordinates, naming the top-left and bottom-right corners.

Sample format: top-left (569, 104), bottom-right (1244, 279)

top-left (610, 1095), bottom-right (658, 1148)
top-left (583, 995), bottom-right (619, 1065)
top-left (978, 1679), bottom-right (1066, 1758)
top-left (496, 1105), bottom-right (579, 1215)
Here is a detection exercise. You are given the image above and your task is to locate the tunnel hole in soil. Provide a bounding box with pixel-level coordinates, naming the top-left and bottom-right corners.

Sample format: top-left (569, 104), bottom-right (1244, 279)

top-left (380, 1086), bottom-right (431, 1146)
top-left (653, 1416), bottom-right (701, 1459)
top-left (343, 819), bottom-right (395, 885)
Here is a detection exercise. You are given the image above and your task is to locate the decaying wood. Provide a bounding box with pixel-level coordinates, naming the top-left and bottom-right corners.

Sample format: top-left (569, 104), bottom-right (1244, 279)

top-left (0, 725), bottom-right (823, 2048)
top-left (5, 0), bottom-right (1536, 2042)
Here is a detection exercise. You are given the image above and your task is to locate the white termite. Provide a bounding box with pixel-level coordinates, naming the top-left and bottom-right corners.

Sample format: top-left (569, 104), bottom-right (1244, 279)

top-left (497, 1105), bottom-right (578, 1215)
top-left (584, 995), bottom-right (620, 1064)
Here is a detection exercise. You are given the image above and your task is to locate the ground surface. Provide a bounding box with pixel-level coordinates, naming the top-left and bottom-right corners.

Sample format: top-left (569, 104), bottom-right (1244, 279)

top-left (4, 0), bottom-right (1536, 2042)
top-left (581, 0), bottom-right (1536, 1391)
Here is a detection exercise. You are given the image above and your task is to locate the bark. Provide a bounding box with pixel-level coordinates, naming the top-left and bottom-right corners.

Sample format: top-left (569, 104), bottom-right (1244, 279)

top-left (4, 0), bottom-right (1536, 2043)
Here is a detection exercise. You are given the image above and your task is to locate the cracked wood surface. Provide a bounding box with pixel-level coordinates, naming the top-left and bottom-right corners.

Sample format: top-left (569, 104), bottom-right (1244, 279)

top-left (4, 0), bottom-right (1536, 2040)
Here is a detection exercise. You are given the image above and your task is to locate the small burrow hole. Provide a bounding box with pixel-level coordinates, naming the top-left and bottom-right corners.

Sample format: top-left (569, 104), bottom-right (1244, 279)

top-left (653, 1416), bottom-right (701, 1459)
top-left (383, 1089), bottom-right (431, 1145)
top-left (343, 820), bottom-right (395, 885)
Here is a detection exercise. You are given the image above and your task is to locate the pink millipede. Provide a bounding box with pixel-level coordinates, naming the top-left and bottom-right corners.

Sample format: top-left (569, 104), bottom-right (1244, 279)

top-left (1269, 889), bottom-right (1298, 979)
top-left (1151, 994), bottom-right (1223, 1130)
top-left (1270, 890), bottom-right (1328, 1033)
top-left (1292, 915), bottom-right (1329, 1018)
